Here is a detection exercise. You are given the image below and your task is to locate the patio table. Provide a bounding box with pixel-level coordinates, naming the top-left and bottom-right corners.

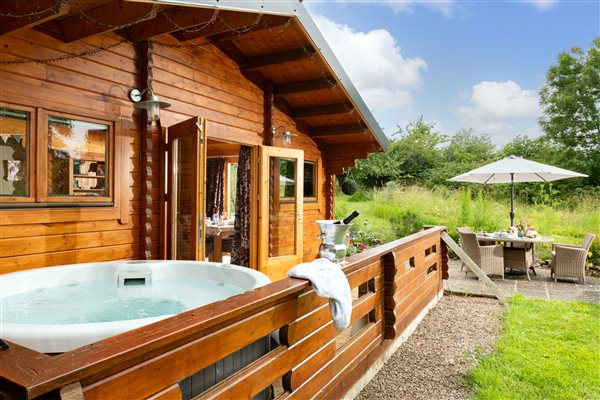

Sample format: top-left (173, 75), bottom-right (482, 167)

top-left (477, 234), bottom-right (554, 278)
top-left (206, 223), bottom-right (235, 262)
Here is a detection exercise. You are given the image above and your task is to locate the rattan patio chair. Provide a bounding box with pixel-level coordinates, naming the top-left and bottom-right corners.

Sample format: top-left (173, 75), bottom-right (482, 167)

top-left (503, 245), bottom-right (535, 281)
top-left (458, 230), bottom-right (504, 279)
top-left (550, 233), bottom-right (596, 284)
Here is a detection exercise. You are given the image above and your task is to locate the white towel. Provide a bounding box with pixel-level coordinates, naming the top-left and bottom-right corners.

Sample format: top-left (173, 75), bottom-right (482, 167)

top-left (288, 258), bottom-right (352, 332)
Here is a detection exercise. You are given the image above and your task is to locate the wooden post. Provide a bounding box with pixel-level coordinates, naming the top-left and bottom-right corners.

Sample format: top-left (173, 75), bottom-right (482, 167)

top-left (383, 251), bottom-right (398, 339)
top-left (263, 81), bottom-right (274, 146)
top-left (440, 232), bottom-right (507, 304)
top-left (137, 40), bottom-right (154, 260)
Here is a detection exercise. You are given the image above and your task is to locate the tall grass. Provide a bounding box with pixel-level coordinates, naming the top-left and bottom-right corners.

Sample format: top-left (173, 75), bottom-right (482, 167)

top-left (336, 185), bottom-right (600, 264)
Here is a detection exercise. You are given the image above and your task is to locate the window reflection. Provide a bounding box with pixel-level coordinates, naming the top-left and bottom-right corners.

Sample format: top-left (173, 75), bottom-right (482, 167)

top-left (0, 108), bottom-right (29, 197)
top-left (47, 117), bottom-right (108, 197)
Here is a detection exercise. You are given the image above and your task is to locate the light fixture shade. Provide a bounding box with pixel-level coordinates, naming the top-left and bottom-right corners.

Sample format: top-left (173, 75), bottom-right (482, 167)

top-left (272, 125), bottom-right (298, 147)
top-left (281, 131), bottom-right (298, 147)
top-left (130, 90), bottom-right (171, 122)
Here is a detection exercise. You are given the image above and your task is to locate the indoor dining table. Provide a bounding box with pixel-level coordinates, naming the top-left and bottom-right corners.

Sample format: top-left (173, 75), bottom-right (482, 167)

top-left (477, 233), bottom-right (554, 277)
top-left (206, 222), bottom-right (235, 262)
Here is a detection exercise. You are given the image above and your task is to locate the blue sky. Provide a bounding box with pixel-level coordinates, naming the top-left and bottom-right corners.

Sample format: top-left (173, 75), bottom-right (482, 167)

top-left (305, 0), bottom-right (599, 146)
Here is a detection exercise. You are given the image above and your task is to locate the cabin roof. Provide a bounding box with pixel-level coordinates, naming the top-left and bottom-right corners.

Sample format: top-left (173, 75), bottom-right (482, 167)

top-left (2, 0), bottom-right (388, 173)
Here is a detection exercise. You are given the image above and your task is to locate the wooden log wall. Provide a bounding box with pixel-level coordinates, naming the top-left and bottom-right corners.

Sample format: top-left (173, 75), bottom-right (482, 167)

top-left (0, 227), bottom-right (448, 400)
top-left (0, 30), bottom-right (140, 273)
top-left (0, 30), bottom-right (329, 273)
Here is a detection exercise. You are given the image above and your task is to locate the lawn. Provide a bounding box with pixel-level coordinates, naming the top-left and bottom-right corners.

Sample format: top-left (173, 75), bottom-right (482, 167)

top-left (468, 295), bottom-right (600, 400)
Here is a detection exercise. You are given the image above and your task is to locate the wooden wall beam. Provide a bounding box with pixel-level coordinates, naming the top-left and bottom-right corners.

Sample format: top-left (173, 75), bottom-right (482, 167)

top-left (264, 82), bottom-right (274, 146)
top-left (274, 78), bottom-right (336, 97)
top-left (310, 124), bottom-right (367, 138)
top-left (0, 0), bottom-right (69, 36)
top-left (61, 2), bottom-right (158, 43)
top-left (293, 103), bottom-right (354, 119)
top-left (122, 7), bottom-right (217, 42)
top-left (244, 48), bottom-right (315, 71)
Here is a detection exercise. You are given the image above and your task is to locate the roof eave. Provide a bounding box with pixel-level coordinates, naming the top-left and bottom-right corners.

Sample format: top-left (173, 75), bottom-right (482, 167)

top-left (125, 0), bottom-right (390, 151)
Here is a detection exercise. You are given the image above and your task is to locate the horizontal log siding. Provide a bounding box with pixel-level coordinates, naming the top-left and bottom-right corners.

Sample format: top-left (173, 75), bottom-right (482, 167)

top-left (1, 30), bottom-right (328, 272)
top-left (0, 227), bottom-right (448, 400)
top-left (0, 30), bottom-right (140, 272)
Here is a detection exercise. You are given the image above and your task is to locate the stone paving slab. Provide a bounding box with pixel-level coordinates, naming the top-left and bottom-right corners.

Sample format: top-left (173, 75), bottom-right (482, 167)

top-left (445, 259), bottom-right (600, 303)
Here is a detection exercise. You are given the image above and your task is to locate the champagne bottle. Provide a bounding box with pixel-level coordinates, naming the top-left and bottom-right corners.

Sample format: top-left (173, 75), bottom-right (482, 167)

top-left (335, 210), bottom-right (360, 224)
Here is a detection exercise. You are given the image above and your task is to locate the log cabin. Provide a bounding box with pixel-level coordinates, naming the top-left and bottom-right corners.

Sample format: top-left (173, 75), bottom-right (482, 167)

top-left (0, 2), bottom-right (450, 399)
top-left (0, 0), bottom-right (389, 281)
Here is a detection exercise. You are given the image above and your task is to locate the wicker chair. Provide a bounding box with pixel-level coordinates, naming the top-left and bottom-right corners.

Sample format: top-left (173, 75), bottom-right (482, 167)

top-left (550, 233), bottom-right (596, 284)
top-left (503, 245), bottom-right (535, 281)
top-left (458, 231), bottom-right (504, 279)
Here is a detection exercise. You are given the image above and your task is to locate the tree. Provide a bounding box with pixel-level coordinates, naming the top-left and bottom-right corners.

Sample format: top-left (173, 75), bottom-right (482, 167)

top-left (444, 129), bottom-right (495, 164)
top-left (539, 37), bottom-right (600, 185)
top-left (393, 118), bottom-right (447, 185)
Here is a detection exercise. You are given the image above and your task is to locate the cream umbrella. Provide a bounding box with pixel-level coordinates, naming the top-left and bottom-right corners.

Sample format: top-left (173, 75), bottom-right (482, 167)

top-left (448, 155), bottom-right (588, 226)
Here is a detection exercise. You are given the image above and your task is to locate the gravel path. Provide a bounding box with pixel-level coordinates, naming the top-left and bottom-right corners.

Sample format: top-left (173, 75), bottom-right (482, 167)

top-left (356, 295), bottom-right (504, 400)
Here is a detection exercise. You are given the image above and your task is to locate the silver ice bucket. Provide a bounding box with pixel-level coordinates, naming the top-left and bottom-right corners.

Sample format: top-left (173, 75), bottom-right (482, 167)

top-left (316, 220), bottom-right (352, 264)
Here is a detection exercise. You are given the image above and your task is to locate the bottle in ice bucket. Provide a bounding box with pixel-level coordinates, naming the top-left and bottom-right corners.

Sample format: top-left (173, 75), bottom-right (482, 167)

top-left (316, 210), bottom-right (359, 264)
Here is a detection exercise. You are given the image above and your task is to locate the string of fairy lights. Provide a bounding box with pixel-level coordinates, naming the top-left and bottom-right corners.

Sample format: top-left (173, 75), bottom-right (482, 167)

top-left (1, 0), bottom-right (361, 125)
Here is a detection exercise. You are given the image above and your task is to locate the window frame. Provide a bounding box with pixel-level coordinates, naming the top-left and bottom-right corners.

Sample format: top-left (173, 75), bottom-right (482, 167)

top-left (0, 99), bottom-right (128, 228)
top-left (303, 159), bottom-right (318, 203)
top-left (38, 109), bottom-right (114, 204)
top-left (0, 102), bottom-right (37, 203)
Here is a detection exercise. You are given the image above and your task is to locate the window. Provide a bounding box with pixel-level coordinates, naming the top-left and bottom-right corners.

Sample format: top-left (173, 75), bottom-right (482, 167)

top-left (0, 104), bottom-right (114, 206)
top-left (0, 107), bottom-right (31, 199)
top-left (304, 160), bottom-right (317, 199)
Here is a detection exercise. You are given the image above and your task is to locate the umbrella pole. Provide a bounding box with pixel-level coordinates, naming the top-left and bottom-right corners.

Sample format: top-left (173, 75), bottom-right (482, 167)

top-left (510, 173), bottom-right (515, 227)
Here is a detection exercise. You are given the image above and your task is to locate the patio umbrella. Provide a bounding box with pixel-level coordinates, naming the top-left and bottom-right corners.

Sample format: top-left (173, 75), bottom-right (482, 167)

top-left (448, 155), bottom-right (588, 226)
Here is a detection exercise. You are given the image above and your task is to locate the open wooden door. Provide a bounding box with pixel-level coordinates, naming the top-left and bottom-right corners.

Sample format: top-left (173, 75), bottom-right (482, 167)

top-left (258, 146), bottom-right (304, 280)
top-left (166, 117), bottom-right (207, 260)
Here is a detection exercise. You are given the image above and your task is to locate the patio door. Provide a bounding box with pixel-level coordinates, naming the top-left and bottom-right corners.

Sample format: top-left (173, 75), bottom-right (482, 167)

top-left (166, 117), bottom-right (207, 260)
top-left (259, 146), bottom-right (304, 280)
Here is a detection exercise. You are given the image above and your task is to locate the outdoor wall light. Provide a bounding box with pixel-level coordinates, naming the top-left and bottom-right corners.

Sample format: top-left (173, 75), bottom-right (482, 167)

top-left (129, 88), bottom-right (171, 122)
top-left (272, 125), bottom-right (298, 147)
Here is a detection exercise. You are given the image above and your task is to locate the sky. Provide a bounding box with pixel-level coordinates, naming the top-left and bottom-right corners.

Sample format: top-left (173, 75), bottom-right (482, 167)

top-left (304, 0), bottom-right (600, 146)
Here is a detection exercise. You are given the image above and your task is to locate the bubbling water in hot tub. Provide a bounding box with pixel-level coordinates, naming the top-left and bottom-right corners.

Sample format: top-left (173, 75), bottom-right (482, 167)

top-left (0, 260), bottom-right (270, 353)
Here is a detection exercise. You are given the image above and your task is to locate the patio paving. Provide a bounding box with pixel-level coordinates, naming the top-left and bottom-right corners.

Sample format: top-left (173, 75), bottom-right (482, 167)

top-left (445, 259), bottom-right (600, 303)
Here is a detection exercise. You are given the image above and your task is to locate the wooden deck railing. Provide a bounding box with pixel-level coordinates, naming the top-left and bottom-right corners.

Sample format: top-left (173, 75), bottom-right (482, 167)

top-left (0, 226), bottom-right (448, 400)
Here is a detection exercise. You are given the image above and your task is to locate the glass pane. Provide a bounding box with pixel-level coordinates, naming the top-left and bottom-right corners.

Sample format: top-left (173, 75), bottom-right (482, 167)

top-left (304, 161), bottom-right (316, 198)
top-left (171, 136), bottom-right (196, 260)
top-left (47, 116), bottom-right (108, 197)
top-left (269, 157), bottom-right (296, 257)
top-left (228, 163), bottom-right (238, 213)
top-left (0, 108), bottom-right (29, 196)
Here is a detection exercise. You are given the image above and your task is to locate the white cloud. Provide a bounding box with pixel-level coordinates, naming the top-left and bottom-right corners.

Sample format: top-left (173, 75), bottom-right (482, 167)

top-left (457, 80), bottom-right (542, 144)
top-left (313, 14), bottom-right (427, 120)
top-left (521, 0), bottom-right (559, 11)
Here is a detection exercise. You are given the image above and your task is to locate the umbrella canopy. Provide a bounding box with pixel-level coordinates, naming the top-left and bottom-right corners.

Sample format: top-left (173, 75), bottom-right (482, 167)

top-left (448, 155), bottom-right (588, 226)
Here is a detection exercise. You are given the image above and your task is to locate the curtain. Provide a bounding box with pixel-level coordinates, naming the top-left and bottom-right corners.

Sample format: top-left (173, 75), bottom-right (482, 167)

top-left (205, 158), bottom-right (225, 219)
top-left (231, 146), bottom-right (250, 267)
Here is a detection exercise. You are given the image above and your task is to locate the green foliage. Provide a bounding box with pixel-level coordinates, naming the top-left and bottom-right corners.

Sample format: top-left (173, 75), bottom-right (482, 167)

top-left (539, 37), bottom-right (600, 186)
top-left (469, 295), bottom-right (600, 400)
top-left (347, 190), bottom-right (371, 202)
top-left (352, 117), bottom-right (446, 187)
top-left (346, 219), bottom-right (384, 256)
top-left (337, 185), bottom-right (600, 265)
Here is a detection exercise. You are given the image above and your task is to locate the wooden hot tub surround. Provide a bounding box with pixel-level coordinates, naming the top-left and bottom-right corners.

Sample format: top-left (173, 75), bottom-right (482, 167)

top-left (0, 226), bottom-right (448, 400)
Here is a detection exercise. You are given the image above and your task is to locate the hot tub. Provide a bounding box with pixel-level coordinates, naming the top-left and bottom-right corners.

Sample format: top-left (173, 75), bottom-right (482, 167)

top-left (0, 260), bottom-right (270, 353)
